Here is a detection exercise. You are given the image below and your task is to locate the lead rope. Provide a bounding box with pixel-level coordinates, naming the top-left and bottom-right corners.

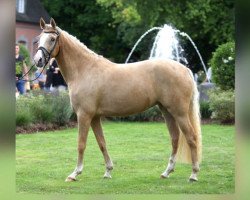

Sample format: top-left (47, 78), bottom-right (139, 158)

top-left (17, 59), bottom-right (48, 82)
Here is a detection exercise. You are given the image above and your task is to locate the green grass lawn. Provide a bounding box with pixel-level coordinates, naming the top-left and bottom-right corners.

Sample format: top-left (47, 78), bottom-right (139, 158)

top-left (16, 122), bottom-right (235, 194)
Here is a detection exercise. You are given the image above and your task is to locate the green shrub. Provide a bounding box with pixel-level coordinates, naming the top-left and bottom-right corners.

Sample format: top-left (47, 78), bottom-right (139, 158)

top-left (16, 91), bottom-right (73, 127)
top-left (70, 112), bottom-right (77, 122)
top-left (210, 41), bottom-right (235, 90)
top-left (19, 44), bottom-right (32, 66)
top-left (200, 101), bottom-right (212, 119)
top-left (16, 96), bottom-right (33, 126)
top-left (29, 94), bottom-right (54, 123)
top-left (208, 89), bottom-right (235, 124)
top-left (48, 92), bottom-right (73, 125)
top-left (16, 111), bottom-right (33, 127)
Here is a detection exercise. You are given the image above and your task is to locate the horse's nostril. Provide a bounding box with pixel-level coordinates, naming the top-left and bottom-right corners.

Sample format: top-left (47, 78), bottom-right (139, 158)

top-left (36, 57), bottom-right (43, 68)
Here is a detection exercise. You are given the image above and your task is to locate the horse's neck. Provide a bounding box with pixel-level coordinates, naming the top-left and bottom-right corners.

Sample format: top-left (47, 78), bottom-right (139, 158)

top-left (56, 31), bottom-right (97, 84)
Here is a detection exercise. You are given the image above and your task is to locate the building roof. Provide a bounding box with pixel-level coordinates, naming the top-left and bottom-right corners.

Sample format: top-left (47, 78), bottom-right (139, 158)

top-left (16, 0), bottom-right (50, 24)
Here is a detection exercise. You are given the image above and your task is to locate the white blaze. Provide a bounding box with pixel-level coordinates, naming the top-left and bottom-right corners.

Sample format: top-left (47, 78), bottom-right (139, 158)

top-left (33, 50), bottom-right (43, 64)
top-left (39, 33), bottom-right (50, 48)
top-left (33, 34), bottom-right (50, 64)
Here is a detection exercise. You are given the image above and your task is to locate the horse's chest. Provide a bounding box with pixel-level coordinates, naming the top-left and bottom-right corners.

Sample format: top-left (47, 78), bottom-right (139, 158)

top-left (69, 88), bottom-right (97, 113)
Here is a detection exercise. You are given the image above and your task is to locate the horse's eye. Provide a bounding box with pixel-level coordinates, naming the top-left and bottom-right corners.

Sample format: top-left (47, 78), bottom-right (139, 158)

top-left (51, 38), bottom-right (55, 42)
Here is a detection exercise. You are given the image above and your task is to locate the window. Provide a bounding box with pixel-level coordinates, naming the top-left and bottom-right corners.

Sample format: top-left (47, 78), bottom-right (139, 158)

top-left (16, 0), bottom-right (25, 14)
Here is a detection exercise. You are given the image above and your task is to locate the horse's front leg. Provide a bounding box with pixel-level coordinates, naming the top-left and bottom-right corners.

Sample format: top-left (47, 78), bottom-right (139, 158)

top-left (65, 113), bottom-right (92, 182)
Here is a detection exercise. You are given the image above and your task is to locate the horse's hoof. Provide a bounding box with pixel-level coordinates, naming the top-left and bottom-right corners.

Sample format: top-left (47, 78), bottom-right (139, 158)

top-left (65, 177), bottom-right (76, 182)
top-left (103, 175), bottom-right (112, 179)
top-left (189, 177), bottom-right (198, 182)
top-left (189, 178), bottom-right (198, 182)
top-left (160, 169), bottom-right (174, 179)
top-left (160, 174), bottom-right (169, 179)
top-left (103, 174), bottom-right (112, 179)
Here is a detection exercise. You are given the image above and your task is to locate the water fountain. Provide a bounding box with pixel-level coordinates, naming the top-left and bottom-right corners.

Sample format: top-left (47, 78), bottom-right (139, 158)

top-left (125, 24), bottom-right (209, 82)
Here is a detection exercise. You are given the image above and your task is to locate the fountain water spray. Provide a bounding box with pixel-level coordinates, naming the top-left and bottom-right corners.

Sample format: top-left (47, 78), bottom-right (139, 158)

top-left (178, 32), bottom-right (208, 78)
top-left (150, 25), bottom-right (183, 63)
top-left (125, 27), bottom-right (162, 64)
top-left (125, 24), bottom-right (209, 82)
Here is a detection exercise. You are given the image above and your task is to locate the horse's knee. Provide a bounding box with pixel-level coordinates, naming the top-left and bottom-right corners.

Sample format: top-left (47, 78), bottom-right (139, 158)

top-left (78, 145), bottom-right (86, 154)
top-left (100, 145), bottom-right (105, 153)
top-left (78, 148), bottom-right (83, 154)
top-left (172, 137), bottom-right (179, 146)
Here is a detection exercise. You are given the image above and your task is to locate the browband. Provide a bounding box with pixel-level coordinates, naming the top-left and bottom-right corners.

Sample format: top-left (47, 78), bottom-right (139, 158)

top-left (43, 30), bottom-right (60, 35)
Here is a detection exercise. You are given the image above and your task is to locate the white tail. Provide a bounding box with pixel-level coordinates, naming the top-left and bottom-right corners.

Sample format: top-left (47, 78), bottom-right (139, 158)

top-left (177, 76), bottom-right (202, 164)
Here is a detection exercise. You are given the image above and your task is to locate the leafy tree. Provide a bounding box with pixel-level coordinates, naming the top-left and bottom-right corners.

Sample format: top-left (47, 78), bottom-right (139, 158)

top-left (41, 0), bottom-right (128, 62)
top-left (42, 0), bottom-right (235, 71)
top-left (97, 0), bottom-right (235, 71)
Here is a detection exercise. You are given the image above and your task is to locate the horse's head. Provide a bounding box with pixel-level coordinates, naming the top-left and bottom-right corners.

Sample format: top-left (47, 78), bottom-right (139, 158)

top-left (34, 18), bottom-right (60, 68)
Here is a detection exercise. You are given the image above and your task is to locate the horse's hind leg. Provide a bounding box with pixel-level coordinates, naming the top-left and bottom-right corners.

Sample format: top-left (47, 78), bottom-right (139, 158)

top-left (159, 105), bottom-right (180, 178)
top-left (91, 116), bottom-right (113, 178)
top-left (175, 115), bottom-right (200, 181)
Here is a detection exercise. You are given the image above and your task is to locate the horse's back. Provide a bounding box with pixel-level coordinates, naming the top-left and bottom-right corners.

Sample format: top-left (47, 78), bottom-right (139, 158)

top-left (120, 59), bottom-right (191, 79)
top-left (119, 59), bottom-right (193, 92)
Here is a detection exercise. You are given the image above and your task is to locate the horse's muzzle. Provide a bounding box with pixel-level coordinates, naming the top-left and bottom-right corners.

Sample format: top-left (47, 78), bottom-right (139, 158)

top-left (37, 58), bottom-right (44, 68)
top-left (34, 50), bottom-right (44, 68)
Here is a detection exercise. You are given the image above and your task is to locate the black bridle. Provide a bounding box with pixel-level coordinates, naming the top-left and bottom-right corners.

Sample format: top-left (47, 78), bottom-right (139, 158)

top-left (18, 30), bottom-right (60, 82)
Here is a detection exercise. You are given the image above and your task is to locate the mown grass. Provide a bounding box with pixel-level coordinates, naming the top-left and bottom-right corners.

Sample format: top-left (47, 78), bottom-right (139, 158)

top-left (16, 122), bottom-right (235, 194)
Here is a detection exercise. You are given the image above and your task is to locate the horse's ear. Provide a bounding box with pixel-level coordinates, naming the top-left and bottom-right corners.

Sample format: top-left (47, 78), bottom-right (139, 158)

top-left (40, 17), bottom-right (46, 29)
top-left (50, 18), bottom-right (56, 29)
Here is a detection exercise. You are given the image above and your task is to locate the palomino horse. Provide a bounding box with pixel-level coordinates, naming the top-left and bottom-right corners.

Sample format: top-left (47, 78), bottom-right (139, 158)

top-left (34, 18), bottom-right (202, 182)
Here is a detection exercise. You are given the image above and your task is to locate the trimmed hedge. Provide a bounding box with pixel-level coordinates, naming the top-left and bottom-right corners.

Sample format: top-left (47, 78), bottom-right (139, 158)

top-left (208, 89), bottom-right (235, 124)
top-left (16, 91), bottom-right (73, 127)
top-left (200, 101), bottom-right (212, 119)
top-left (16, 95), bottom-right (34, 126)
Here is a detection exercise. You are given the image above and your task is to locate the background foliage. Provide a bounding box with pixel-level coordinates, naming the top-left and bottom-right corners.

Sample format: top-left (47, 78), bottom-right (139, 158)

top-left (19, 44), bottom-right (31, 66)
top-left (208, 88), bottom-right (235, 124)
top-left (210, 41), bottom-right (235, 90)
top-left (41, 0), bottom-right (234, 72)
top-left (16, 91), bottom-right (73, 127)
